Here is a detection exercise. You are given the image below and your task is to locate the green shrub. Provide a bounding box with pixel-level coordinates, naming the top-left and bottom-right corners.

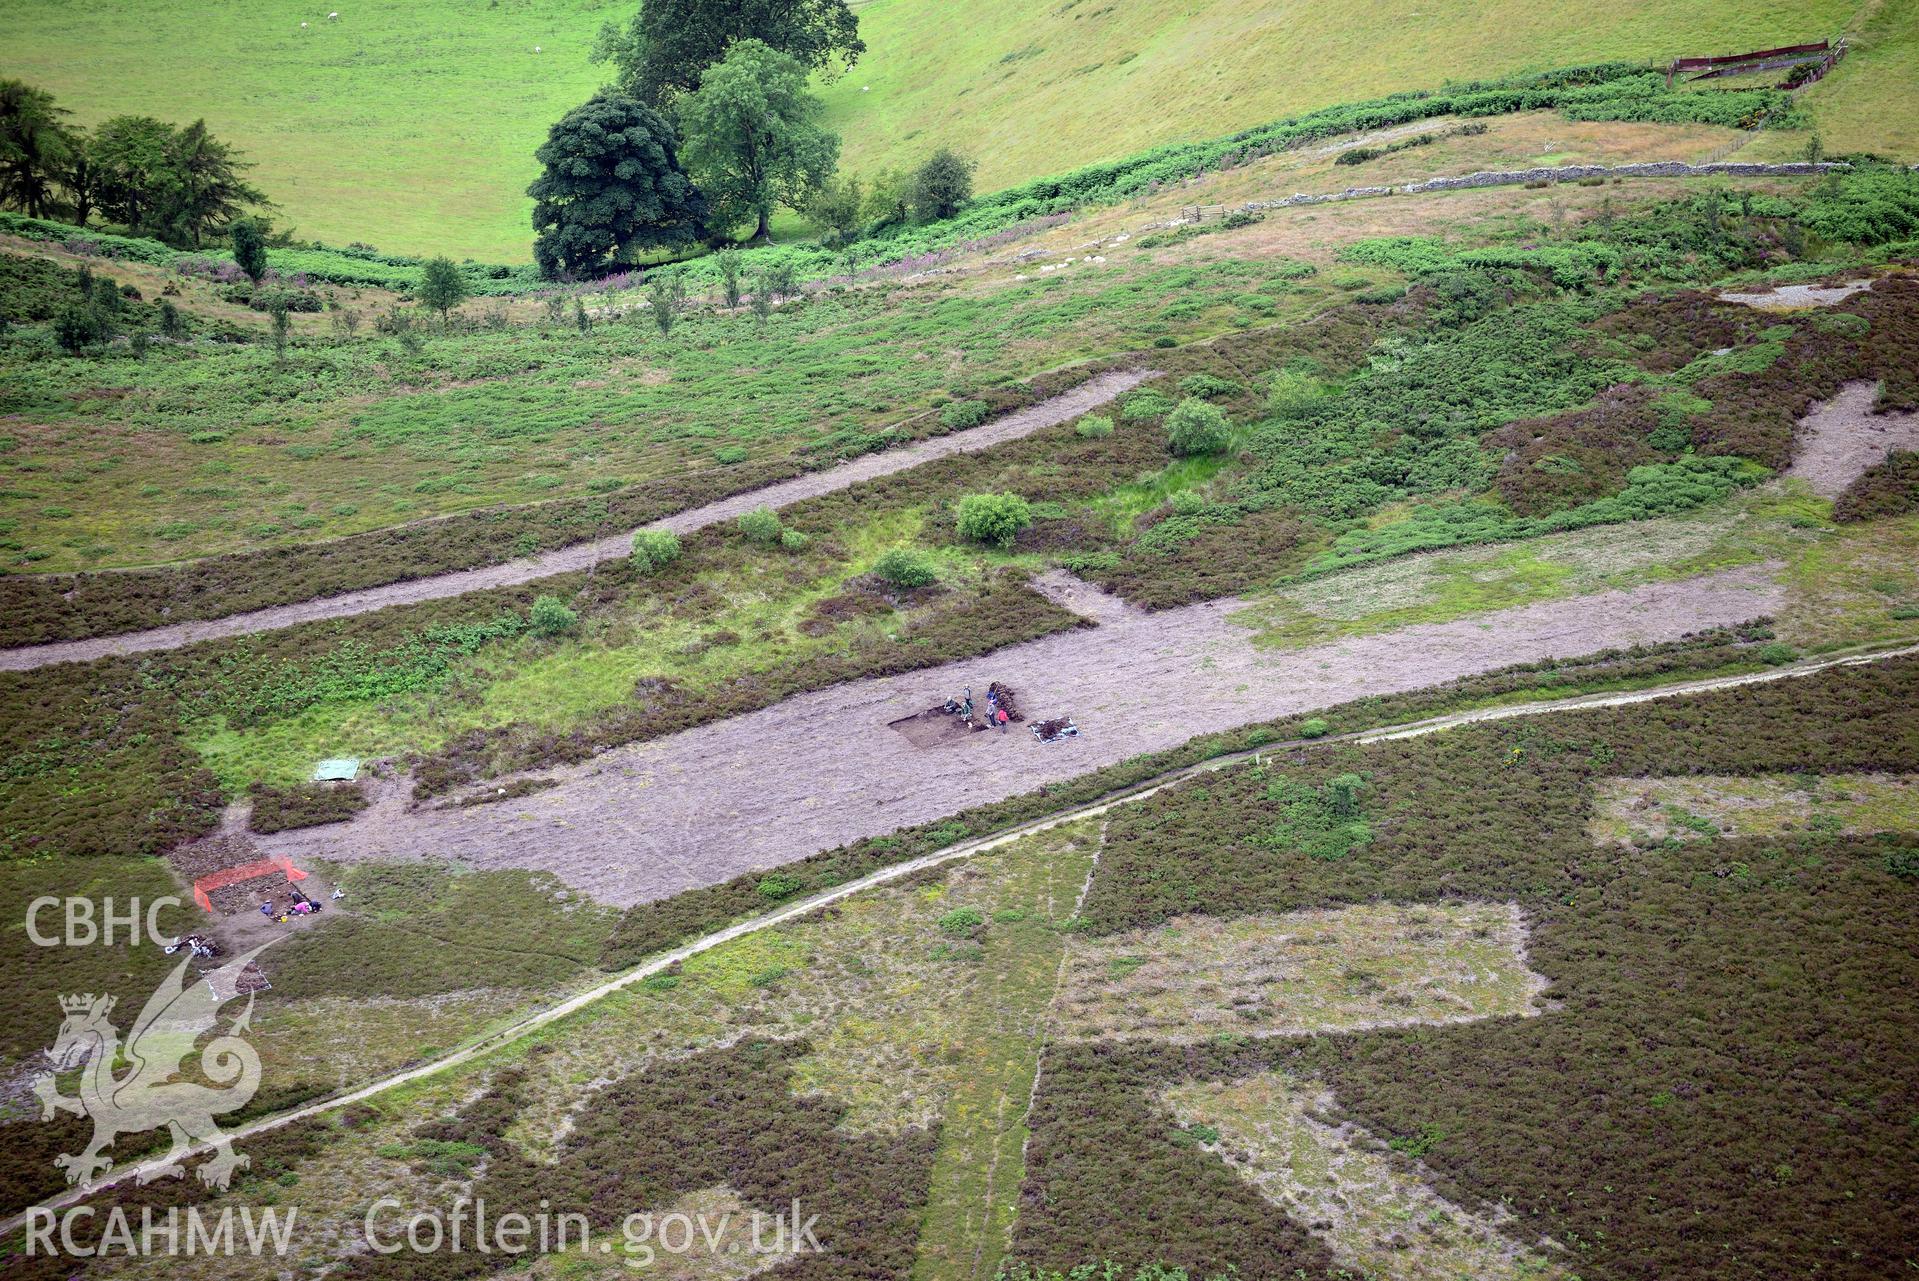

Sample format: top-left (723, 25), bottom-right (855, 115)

top-left (1299, 718), bottom-right (1330, 739)
top-left (52, 304), bottom-right (107, 353)
top-left (528, 595), bottom-right (579, 637)
top-left (756, 874), bottom-right (803, 901)
top-left (737, 507), bottom-right (784, 544)
top-left (873, 548), bottom-right (940, 589)
top-left (1164, 398), bottom-right (1232, 456)
top-left (1120, 392), bottom-right (1174, 421)
top-left (1758, 642), bottom-right (1799, 666)
top-left (629, 529), bottom-right (682, 574)
top-left (939, 399), bottom-right (991, 430)
top-left (1075, 414), bottom-right (1114, 439)
top-left (937, 907), bottom-right (985, 935)
top-left (779, 528), bottom-right (811, 552)
top-left (955, 492), bottom-right (1034, 547)
top-left (1178, 373), bottom-right (1242, 399)
top-left (1267, 368), bottom-right (1332, 420)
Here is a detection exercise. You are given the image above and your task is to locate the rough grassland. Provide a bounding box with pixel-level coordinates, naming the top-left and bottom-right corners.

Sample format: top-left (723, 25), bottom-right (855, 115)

top-left (0, 0), bottom-right (1880, 259)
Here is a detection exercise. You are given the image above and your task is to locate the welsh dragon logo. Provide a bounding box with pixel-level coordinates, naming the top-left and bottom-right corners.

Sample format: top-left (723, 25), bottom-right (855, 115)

top-left (31, 943), bottom-right (273, 1191)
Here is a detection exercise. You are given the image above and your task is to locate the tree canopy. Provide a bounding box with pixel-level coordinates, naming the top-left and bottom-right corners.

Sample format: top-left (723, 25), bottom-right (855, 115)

top-left (677, 40), bottom-right (838, 243)
top-left (528, 92), bottom-right (708, 280)
top-left (911, 148), bottom-right (977, 222)
top-left (593, 0), bottom-right (863, 108)
top-left (418, 256), bottom-right (470, 321)
top-left (3, 83), bottom-right (266, 246)
top-left (0, 79), bottom-right (72, 219)
top-left (163, 119), bottom-right (266, 247)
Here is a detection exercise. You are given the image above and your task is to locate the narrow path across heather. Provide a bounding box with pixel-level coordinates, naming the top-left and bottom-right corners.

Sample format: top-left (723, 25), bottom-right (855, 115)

top-left (259, 565), bottom-right (1785, 906)
top-left (0, 370), bottom-right (1151, 672)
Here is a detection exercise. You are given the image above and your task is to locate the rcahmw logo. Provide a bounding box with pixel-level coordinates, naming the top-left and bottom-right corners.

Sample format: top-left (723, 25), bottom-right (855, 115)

top-left (25, 1204), bottom-right (298, 1259)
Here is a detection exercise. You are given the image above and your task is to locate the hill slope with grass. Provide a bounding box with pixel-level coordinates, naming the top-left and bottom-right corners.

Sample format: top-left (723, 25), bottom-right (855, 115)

top-left (2, 0), bottom-right (1899, 260)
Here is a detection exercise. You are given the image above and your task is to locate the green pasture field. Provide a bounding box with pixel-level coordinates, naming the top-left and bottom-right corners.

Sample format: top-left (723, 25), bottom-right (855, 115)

top-left (2, 0), bottom-right (1890, 260)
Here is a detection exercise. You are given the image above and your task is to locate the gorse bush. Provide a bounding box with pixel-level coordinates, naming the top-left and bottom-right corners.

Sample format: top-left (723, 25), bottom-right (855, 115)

top-left (629, 529), bottom-right (683, 573)
top-left (873, 547), bottom-right (939, 589)
top-left (937, 906), bottom-right (986, 936)
top-left (1121, 392), bottom-right (1175, 422)
top-left (1178, 373), bottom-right (1242, 400)
top-left (528, 595), bottom-right (579, 637)
top-left (940, 398), bottom-right (991, 430)
top-left (1254, 774), bottom-right (1375, 861)
top-left (1165, 398), bottom-right (1233, 456)
top-left (956, 492), bottom-right (1034, 547)
top-left (737, 507), bottom-right (784, 544)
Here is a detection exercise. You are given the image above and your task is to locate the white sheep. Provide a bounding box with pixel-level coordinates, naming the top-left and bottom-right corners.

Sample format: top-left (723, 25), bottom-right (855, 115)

top-left (533, 45), bottom-right (542, 53)
top-left (327, 10), bottom-right (338, 18)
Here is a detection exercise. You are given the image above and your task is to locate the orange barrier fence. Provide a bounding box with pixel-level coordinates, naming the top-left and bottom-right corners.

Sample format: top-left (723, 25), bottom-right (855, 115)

top-left (192, 857), bottom-right (308, 912)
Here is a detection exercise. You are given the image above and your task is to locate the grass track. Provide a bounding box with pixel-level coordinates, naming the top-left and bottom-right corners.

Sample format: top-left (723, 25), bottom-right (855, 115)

top-left (1, 0), bottom-right (1888, 259)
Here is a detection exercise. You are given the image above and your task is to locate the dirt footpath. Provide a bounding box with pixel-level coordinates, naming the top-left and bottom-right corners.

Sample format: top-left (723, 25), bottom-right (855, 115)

top-left (0, 371), bottom-right (1151, 672)
top-left (257, 566), bottom-right (1783, 907)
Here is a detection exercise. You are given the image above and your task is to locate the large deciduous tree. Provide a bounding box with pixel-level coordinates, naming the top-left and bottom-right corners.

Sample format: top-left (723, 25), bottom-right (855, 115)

top-left (0, 80), bottom-right (73, 219)
top-left (677, 40), bottom-right (838, 243)
top-left (528, 93), bottom-right (708, 280)
top-left (911, 148), bottom-right (976, 222)
top-left (417, 256), bottom-right (470, 322)
top-left (593, 0), bottom-right (863, 109)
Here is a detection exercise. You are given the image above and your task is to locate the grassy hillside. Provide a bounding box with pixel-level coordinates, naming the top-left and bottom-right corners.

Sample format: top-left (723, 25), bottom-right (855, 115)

top-left (819, 0), bottom-right (1857, 186)
top-left (2, 0), bottom-right (1885, 261)
top-left (0, 0), bottom-right (608, 260)
top-left (1788, 0), bottom-right (1919, 157)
